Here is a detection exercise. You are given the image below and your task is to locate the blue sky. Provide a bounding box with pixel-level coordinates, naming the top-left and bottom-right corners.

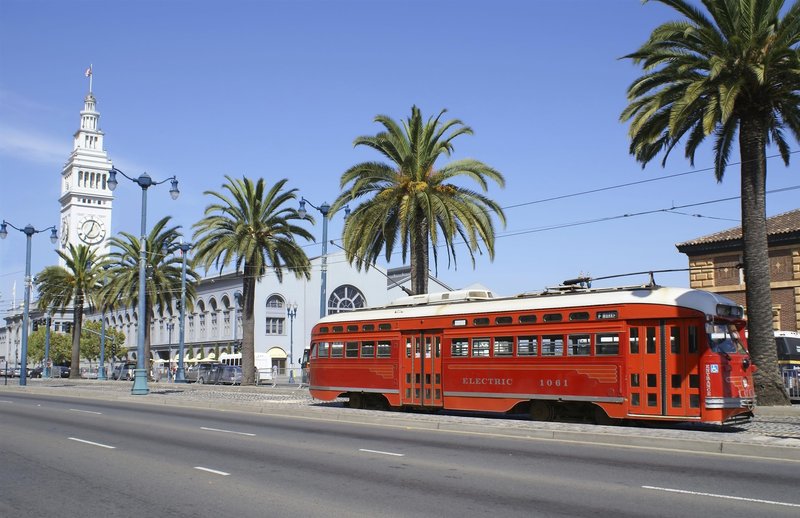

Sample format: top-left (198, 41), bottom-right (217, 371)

top-left (1, 0), bottom-right (798, 313)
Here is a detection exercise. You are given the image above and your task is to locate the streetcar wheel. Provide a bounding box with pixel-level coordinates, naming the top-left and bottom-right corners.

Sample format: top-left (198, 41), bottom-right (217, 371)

top-left (530, 401), bottom-right (554, 421)
top-left (593, 405), bottom-right (614, 425)
top-left (349, 394), bottom-right (363, 409)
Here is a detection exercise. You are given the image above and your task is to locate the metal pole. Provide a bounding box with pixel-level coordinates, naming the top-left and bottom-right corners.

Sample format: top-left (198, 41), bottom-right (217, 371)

top-left (319, 203), bottom-right (329, 319)
top-left (98, 313), bottom-right (107, 380)
top-left (175, 242), bottom-right (189, 383)
top-left (132, 180), bottom-right (150, 395)
top-left (44, 312), bottom-right (51, 378)
top-left (19, 226), bottom-right (34, 386)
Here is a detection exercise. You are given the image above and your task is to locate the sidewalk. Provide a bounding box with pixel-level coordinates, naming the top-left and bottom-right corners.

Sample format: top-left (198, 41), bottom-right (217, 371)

top-left (2, 377), bottom-right (800, 461)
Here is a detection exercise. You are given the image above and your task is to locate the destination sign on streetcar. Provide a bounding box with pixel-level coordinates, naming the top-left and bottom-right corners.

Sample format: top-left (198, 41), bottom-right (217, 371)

top-left (306, 281), bottom-right (755, 425)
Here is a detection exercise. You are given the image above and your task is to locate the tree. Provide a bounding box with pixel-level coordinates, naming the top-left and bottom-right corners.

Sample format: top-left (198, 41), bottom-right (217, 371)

top-left (35, 244), bottom-right (105, 378)
top-left (332, 105), bottom-right (506, 295)
top-left (102, 216), bottom-right (198, 377)
top-left (621, 0), bottom-right (799, 405)
top-left (27, 328), bottom-right (72, 365)
top-left (192, 176), bottom-right (313, 385)
top-left (79, 320), bottom-right (127, 362)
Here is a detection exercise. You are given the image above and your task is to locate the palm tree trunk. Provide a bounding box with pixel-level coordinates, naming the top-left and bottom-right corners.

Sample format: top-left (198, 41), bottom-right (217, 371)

top-left (739, 116), bottom-right (789, 405)
top-left (70, 292), bottom-right (84, 379)
top-left (410, 220), bottom-right (429, 295)
top-left (240, 262), bottom-right (257, 385)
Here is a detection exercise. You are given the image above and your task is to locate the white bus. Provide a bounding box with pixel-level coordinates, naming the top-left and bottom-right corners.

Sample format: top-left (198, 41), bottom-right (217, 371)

top-left (219, 352), bottom-right (274, 384)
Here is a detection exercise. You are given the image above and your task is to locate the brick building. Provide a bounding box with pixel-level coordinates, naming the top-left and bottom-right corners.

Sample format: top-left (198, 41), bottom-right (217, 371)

top-left (676, 208), bottom-right (800, 332)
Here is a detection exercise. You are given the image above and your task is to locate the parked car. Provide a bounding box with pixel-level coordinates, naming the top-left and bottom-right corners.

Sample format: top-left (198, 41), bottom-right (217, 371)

top-left (52, 365), bottom-right (71, 378)
top-left (217, 365), bottom-right (242, 385)
top-left (28, 366), bottom-right (43, 378)
top-left (196, 363), bottom-right (223, 385)
top-left (111, 362), bottom-right (136, 381)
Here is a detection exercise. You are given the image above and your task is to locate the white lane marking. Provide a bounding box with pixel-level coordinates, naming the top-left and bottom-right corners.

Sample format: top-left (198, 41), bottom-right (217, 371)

top-left (68, 437), bottom-right (116, 449)
top-left (200, 426), bottom-right (255, 437)
top-left (70, 408), bottom-right (102, 415)
top-left (0, 400), bottom-right (12, 403)
top-left (642, 486), bottom-right (800, 508)
top-left (194, 466), bottom-right (230, 476)
top-left (359, 448), bottom-right (405, 457)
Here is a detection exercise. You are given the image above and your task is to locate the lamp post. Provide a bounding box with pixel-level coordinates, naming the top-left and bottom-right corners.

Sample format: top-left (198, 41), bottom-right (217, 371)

top-left (98, 314), bottom-right (107, 380)
top-left (287, 302), bottom-right (297, 366)
top-left (175, 241), bottom-right (191, 383)
top-left (108, 167), bottom-right (179, 395)
top-left (0, 220), bottom-right (58, 386)
top-left (298, 199), bottom-right (349, 318)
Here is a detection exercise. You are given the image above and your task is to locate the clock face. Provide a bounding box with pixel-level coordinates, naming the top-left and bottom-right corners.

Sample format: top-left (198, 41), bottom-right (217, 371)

top-left (77, 217), bottom-right (106, 245)
top-left (60, 216), bottom-right (70, 247)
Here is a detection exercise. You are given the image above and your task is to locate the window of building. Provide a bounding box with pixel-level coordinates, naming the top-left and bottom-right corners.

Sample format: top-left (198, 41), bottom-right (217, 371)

top-left (328, 284), bottom-right (366, 314)
top-left (266, 317), bottom-right (284, 335)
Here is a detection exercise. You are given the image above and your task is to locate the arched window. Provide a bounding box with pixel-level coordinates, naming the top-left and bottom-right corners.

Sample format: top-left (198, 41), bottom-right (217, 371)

top-left (328, 285), bottom-right (366, 314)
top-left (265, 294), bottom-right (286, 335)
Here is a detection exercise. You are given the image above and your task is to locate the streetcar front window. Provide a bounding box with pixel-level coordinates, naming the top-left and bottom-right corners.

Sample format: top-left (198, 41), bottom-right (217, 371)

top-left (706, 323), bottom-right (746, 354)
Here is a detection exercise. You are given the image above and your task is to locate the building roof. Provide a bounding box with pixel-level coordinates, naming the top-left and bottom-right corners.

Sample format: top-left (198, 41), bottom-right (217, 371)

top-left (676, 208), bottom-right (800, 254)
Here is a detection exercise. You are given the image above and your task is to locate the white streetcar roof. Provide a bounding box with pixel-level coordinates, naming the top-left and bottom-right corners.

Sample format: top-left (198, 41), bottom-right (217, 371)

top-left (318, 285), bottom-right (741, 325)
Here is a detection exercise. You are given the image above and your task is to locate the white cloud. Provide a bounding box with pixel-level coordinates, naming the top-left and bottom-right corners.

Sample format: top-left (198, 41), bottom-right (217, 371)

top-left (0, 124), bottom-right (68, 165)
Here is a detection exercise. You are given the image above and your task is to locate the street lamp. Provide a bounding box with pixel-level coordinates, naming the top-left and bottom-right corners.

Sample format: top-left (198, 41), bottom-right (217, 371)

top-left (0, 220), bottom-right (58, 386)
top-left (44, 311), bottom-right (52, 378)
top-left (108, 167), bottom-right (179, 395)
top-left (175, 241), bottom-right (191, 383)
top-left (298, 198), bottom-right (349, 318)
top-left (287, 302), bottom-right (297, 367)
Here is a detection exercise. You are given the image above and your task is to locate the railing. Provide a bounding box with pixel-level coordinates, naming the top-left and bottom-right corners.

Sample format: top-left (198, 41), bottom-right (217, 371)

top-left (782, 369), bottom-right (800, 401)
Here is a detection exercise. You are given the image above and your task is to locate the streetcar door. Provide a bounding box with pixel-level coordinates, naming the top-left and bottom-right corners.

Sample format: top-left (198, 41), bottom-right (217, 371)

top-left (400, 330), bottom-right (443, 408)
top-left (664, 322), bottom-right (702, 418)
top-left (627, 322), bottom-right (664, 416)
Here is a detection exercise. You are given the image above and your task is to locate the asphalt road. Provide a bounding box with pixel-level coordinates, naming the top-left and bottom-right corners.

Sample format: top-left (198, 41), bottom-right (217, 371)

top-left (1, 392), bottom-right (798, 518)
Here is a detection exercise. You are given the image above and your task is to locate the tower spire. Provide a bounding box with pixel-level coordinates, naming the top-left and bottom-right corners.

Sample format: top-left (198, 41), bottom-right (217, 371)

top-left (85, 64), bottom-right (93, 93)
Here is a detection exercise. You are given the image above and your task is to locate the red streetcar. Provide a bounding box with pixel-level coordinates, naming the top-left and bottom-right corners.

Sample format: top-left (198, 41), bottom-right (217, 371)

top-left (307, 281), bottom-right (755, 424)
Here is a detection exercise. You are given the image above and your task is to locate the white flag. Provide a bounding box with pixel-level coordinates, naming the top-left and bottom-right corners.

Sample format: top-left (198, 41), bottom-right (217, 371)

top-left (85, 65), bottom-right (92, 77)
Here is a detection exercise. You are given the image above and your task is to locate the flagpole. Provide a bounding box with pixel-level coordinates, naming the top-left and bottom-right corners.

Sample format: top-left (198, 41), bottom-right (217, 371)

top-left (89, 64), bottom-right (93, 93)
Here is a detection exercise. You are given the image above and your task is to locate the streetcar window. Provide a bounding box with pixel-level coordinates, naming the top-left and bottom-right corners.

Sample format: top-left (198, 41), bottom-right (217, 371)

top-left (494, 337), bottom-right (513, 356)
top-left (517, 336), bottom-right (538, 356)
top-left (333, 326), bottom-right (344, 333)
top-left (473, 317), bottom-right (490, 326)
top-left (568, 334), bottom-right (591, 356)
top-left (452, 338), bottom-right (469, 357)
top-left (519, 315), bottom-right (537, 324)
top-left (345, 341), bottom-right (359, 358)
top-left (595, 333), bottom-right (619, 355)
top-left (541, 335), bottom-right (564, 356)
top-left (379, 323), bottom-right (392, 331)
top-left (377, 341), bottom-right (392, 358)
top-left (347, 325), bottom-right (358, 332)
top-left (646, 327), bottom-right (656, 354)
top-left (670, 327), bottom-right (681, 354)
top-left (688, 326), bottom-right (698, 353)
top-left (331, 342), bottom-right (344, 358)
top-left (319, 327), bottom-right (329, 333)
top-left (362, 324), bottom-right (375, 331)
top-left (318, 342), bottom-right (330, 358)
top-left (361, 341), bottom-right (375, 358)
top-left (569, 312), bottom-right (590, 321)
top-left (707, 324), bottom-right (746, 354)
top-left (495, 316), bottom-right (513, 325)
top-left (629, 328), bottom-right (640, 354)
top-left (543, 313), bottom-right (562, 322)
top-left (472, 338), bottom-right (490, 357)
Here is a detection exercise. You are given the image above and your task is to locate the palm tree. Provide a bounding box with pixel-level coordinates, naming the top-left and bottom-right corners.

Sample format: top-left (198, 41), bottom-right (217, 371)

top-left (332, 106), bottom-right (506, 295)
top-left (621, 0), bottom-right (799, 405)
top-left (192, 176), bottom-right (314, 386)
top-left (102, 216), bottom-right (197, 377)
top-left (35, 244), bottom-right (104, 379)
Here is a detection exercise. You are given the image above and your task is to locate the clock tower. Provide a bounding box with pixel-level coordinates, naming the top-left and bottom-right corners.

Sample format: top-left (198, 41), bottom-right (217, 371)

top-left (59, 74), bottom-right (113, 264)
